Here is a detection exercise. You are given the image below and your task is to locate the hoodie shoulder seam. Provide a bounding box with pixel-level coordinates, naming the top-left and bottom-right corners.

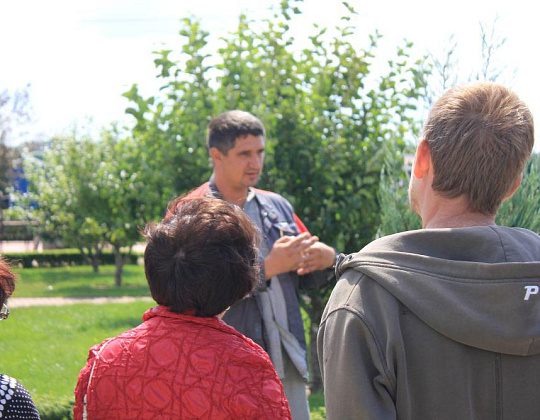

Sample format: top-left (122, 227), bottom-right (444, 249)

top-left (488, 226), bottom-right (509, 262)
top-left (350, 261), bottom-right (540, 283)
top-left (322, 295), bottom-right (396, 391)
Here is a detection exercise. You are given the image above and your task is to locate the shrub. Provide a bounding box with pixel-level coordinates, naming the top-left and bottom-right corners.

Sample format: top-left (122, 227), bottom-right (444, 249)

top-left (0, 221), bottom-right (37, 241)
top-left (3, 249), bottom-right (140, 268)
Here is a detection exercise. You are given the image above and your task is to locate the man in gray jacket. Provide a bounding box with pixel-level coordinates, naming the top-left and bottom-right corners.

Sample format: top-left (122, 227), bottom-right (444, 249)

top-left (172, 110), bottom-right (337, 419)
top-left (318, 82), bottom-right (538, 419)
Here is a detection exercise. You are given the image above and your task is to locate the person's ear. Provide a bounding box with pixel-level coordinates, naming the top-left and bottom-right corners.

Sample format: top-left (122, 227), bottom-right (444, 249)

top-left (502, 175), bottom-right (522, 201)
top-left (209, 147), bottom-right (222, 165)
top-left (413, 139), bottom-right (432, 179)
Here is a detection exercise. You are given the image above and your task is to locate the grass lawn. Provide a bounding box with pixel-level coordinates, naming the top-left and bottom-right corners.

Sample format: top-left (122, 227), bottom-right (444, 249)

top-left (309, 391), bottom-right (326, 420)
top-left (12, 264), bottom-right (150, 298)
top-left (0, 301), bottom-right (154, 417)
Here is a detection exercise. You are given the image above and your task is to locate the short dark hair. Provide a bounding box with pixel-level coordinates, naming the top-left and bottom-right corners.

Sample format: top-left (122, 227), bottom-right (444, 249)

top-left (207, 110), bottom-right (265, 153)
top-left (144, 196), bottom-right (259, 317)
top-left (425, 82), bottom-right (535, 215)
top-left (0, 256), bottom-right (16, 307)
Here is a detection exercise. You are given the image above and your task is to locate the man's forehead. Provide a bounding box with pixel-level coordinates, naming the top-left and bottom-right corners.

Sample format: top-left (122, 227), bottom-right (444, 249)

top-left (232, 135), bottom-right (265, 150)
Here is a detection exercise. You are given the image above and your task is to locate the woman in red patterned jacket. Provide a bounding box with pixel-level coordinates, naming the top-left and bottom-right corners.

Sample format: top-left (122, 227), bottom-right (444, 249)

top-left (74, 197), bottom-right (291, 419)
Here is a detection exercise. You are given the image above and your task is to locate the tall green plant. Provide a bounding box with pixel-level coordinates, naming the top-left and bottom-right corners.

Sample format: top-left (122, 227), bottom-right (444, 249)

top-left (377, 152), bottom-right (540, 238)
top-left (497, 153), bottom-right (540, 232)
top-left (377, 143), bottom-right (421, 238)
top-left (123, 18), bottom-right (217, 204)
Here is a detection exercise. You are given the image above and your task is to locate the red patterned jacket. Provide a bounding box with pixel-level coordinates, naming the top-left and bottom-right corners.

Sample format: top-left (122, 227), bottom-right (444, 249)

top-left (73, 306), bottom-right (291, 419)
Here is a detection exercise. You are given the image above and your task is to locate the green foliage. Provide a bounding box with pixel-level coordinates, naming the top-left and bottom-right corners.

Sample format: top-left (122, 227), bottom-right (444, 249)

top-left (377, 152), bottom-right (540, 237)
top-left (5, 250), bottom-right (139, 269)
top-left (0, 142), bottom-right (18, 201)
top-left (376, 141), bottom-right (421, 237)
top-left (0, 221), bottom-right (36, 240)
top-left (2, 206), bottom-right (30, 220)
top-left (19, 132), bottom-right (153, 282)
top-left (20, 136), bottom-right (108, 266)
top-left (308, 391), bottom-right (326, 420)
top-left (122, 18), bottom-right (217, 203)
top-left (497, 153), bottom-right (540, 232)
top-left (125, 4), bottom-right (428, 250)
top-left (94, 132), bottom-right (149, 249)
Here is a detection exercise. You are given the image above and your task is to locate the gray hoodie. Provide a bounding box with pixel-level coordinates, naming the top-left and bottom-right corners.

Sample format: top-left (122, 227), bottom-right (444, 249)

top-left (318, 226), bottom-right (540, 420)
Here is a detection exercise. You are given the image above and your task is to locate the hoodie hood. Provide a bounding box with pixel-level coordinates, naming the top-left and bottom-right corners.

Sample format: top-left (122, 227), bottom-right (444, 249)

top-left (337, 225), bottom-right (540, 356)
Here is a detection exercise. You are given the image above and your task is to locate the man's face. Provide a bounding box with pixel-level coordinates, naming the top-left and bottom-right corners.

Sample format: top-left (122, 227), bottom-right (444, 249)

top-left (214, 134), bottom-right (265, 191)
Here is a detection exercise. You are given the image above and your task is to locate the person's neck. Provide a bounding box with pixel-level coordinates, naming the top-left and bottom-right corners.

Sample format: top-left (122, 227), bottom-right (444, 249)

top-left (420, 196), bottom-right (496, 229)
top-left (423, 212), bottom-right (496, 229)
top-left (213, 176), bottom-right (249, 207)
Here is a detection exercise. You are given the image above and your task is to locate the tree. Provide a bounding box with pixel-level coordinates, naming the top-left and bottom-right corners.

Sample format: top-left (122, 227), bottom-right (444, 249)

top-left (21, 132), bottom-right (153, 285)
top-left (122, 18), bottom-right (218, 208)
top-left (21, 136), bottom-right (108, 271)
top-left (124, 0), bottom-right (428, 391)
top-left (96, 131), bottom-right (154, 285)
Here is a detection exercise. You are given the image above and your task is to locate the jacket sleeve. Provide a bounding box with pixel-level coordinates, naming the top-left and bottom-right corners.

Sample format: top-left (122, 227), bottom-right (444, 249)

top-left (318, 307), bottom-right (397, 420)
top-left (232, 357), bottom-right (292, 420)
top-left (255, 367), bottom-right (292, 420)
top-left (298, 267), bottom-right (336, 291)
top-left (293, 212), bottom-right (338, 290)
top-left (73, 344), bottom-right (101, 420)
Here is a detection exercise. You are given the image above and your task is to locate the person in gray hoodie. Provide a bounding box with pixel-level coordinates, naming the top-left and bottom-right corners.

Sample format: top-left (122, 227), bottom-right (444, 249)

top-left (318, 82), bottom-right (538, 420)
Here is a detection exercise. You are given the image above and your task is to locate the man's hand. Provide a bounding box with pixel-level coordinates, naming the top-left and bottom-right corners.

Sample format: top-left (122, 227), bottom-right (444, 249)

top-left (264, 233), bottom-right (318, 279)
top-left (297, 241), bottom-right (335, 275)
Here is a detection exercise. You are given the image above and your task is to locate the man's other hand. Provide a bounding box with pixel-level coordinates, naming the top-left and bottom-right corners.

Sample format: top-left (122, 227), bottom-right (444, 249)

top-left (264, 233), bottom-right (318, 279)
top-left (297, 241), bottom-right (335, 275)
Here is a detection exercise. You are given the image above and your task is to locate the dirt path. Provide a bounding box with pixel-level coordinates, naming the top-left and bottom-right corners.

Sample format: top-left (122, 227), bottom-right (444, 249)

top-left (9, 296), bottom-right (154, 308)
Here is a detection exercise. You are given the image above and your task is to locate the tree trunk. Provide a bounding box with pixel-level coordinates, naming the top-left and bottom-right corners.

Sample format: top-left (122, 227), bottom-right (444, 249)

top-left (91, 257), bottom-right (100, 273)
top-left (114, 245), bottom-right (123, 287)
top-left (80, 247), bottom-right (100, 273)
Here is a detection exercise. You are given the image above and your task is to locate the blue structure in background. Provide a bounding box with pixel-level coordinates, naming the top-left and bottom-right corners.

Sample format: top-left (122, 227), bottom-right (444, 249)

top-left (14, 165), bottom-right (28, 194)
top-left (8, 163), bottom-right (36, 208)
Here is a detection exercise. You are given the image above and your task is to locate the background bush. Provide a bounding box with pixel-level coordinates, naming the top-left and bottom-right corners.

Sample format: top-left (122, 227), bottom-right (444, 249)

top-left (4, 249), bottom-right (141, 268)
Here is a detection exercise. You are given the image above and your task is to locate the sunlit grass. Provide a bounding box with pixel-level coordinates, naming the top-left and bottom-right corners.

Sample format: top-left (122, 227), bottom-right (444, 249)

top-left (0, 301), bottom-right (154, 417)
top-left (11, 264), bottom-right (150, 298)
top-left (309, 391), bottom-right (326, 420)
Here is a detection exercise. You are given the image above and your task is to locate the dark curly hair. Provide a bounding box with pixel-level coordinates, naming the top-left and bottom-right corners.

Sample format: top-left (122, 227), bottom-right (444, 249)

top-left (144, 196), bottom-right (260, 317)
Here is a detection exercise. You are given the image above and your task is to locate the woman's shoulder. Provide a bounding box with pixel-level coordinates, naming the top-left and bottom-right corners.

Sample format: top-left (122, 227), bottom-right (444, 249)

top-left (0, 374), bottom-right (40, 419)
